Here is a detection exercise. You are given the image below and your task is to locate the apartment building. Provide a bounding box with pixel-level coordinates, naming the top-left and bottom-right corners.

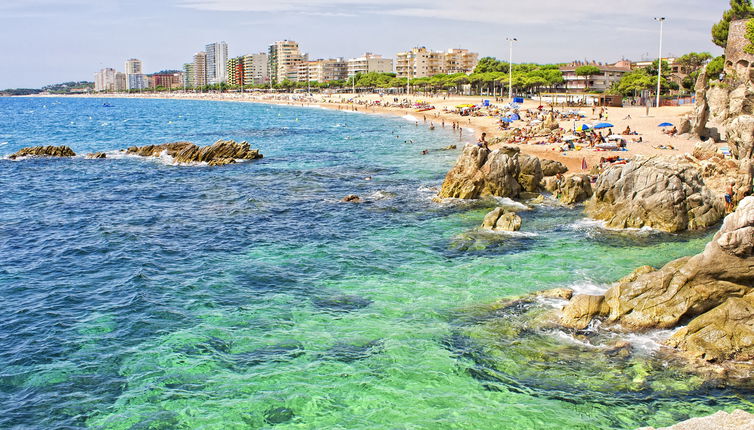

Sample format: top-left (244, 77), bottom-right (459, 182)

top-left (243, 53), bottom-right (269, 85)
top-left (227, 56), bottom-right (245, 87)
top-left (193, 51), bottom-right (207, 87)
top-left (396, 47), bottom-right (479, 78)
top-left (205, 42), bottom-right (229, 84)
top-left (559, 60), bottom-right (631, 92)
top-left (269, 40), bottom-right (305, 83)
top-left (183, 63), bottom-right (195, 88)
top-left (298, 58), bottom-right (348, 83)
top-left (347, 53), bottom-right (394, 77)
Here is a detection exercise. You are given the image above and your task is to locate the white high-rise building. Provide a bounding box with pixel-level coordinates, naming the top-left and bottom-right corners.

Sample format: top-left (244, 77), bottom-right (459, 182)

top-left (124, 58), bottom-right (143, 75)
top-left (124, 58), bottom-right (147, 90)
top-left (205, 41), bottom-right (228, 84)
top-left (95, 68), bottom-right (118, 92)
top-left (268, 40), bottom-right (304, 83)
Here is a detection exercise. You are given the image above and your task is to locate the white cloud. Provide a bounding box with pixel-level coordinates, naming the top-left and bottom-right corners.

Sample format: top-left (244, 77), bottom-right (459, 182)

top-left (176, 0), bottom-right (721, 25)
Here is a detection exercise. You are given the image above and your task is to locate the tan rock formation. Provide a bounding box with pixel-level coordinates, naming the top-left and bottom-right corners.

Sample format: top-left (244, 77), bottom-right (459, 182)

top-left (559, 174), bottom-right (593, 205)
top-left (126, 140), bottom-right (262, 166)
top-left (518, 154), bottom-right (543, 192)
top-left (561, 197), bottom-right (754, 363)
top-left (8, 146), bottom-right (76, 159)
top-left (637, 409), bottom-right (754, 430)
top-left (540, 159), bottom-right (568, 177)
top-left (481, 207), bottom-right (522, 232)
top-left (586, 155), bottom-right (723, 232)
top-left (438, 144), bottom-right (521, 199)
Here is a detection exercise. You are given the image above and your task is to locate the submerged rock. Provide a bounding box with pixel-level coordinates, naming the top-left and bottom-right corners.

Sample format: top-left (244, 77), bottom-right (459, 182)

top-left (438, 144), bottom-right (521, 199)
top-left (264, 407), bottom-right (295, 425)
top-left (481, 207), bottom-right (522, 232)
top-left (586, 155), bottom-right (723, 232)
top-left (637, 409), bottom-right (754, 430)
top-left (8, 145), bottom-right (76, 159)
top-left (125, 140), bottom-right (262, 166)
top-left (561, 197), bottom-right (754, 364)
top-left (341, 194), bottom-right (361, 203)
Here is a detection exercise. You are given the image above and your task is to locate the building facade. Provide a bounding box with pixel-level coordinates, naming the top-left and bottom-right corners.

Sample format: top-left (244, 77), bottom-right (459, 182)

top-left (193, 51), bottom-right (207, 87)
top-left (226, 56), bottom-right (245, 87)
top-left (205, 41), bottom-right (229, 85)
top-left (269, 40), bottom-right (304, 83)
top-left (243, 53), bottom-right (269, 85)
top-left (94, 68), bottom-right (117, 92)
top-left (395, 47), bottom-right (478, 78)
top-left (559, 61), bottom-right (631, 92)
top-left (347, 53), bottom-right (393, 77)
top-left (183, 63), bottom-right (195, 88)
top-left (124, 58), bottom-right (143, 75)
top-left (150, 72), bottom-right (184, 89)
top-left (298, 58), bottom-right (348, 82)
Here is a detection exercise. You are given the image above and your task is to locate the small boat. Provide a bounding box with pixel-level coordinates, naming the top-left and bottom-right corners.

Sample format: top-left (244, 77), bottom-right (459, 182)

top-left (102, 103), bottom-right (113, 108)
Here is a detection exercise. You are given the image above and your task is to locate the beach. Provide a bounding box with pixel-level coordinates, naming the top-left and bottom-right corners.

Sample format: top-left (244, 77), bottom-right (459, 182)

top-left (28, 92), bottom-right (700, 173)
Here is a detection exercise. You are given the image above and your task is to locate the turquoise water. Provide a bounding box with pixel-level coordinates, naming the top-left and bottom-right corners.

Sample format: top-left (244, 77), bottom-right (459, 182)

top-left (0, 97), bottom-right (751, 429)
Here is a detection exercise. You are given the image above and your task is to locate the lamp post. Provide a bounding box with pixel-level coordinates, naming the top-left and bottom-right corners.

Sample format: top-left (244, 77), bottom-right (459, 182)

top-left (506, 37), bottom-right (517, 101)
top-left (654, 17), bottom-right (666, 109)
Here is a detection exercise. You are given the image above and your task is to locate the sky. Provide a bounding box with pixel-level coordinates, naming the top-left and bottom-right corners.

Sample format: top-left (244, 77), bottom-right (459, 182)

top-left (0, 0), bottom-right (730, 88)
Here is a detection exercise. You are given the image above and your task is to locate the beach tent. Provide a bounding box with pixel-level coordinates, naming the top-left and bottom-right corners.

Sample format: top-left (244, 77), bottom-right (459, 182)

top-left (511, 113), bottom-right (521, 121)
top-left (658, 122), bottom-right (673, 127)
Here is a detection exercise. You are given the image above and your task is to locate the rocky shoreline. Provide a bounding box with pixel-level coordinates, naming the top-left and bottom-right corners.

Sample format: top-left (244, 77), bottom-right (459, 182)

top-left (5, 140), bottom-right (263, 166)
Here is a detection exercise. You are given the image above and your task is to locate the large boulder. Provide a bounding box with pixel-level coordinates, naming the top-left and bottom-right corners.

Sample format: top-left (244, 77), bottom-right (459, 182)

top-left (481, 207), bottom-right (522, 232)
top-left (540, 159), bottom-right (568, 177)
top-left (8, 145), bottom-right (76, 159)
top-left (727, 115), bottom-right (754, 160)
top-left (585, 155), bottom-right (723, 232)
top-left (561, 197), bottom-right (754, 362)
top-left (126, 140), bottom-right (262, 166)
top-left (559, 174), bottom-right (593, 205)
top-left (518, 154), bottom-right (543, 192)
top-left (438, 144), bottom-right (521, 199)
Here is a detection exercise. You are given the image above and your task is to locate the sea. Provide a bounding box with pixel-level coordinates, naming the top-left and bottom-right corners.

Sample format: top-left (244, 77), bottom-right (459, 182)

top-left (0, 97), bottom-right (751, 429)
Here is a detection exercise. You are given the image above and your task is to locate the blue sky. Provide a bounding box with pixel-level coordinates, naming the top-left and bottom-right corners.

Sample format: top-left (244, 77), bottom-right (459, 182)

top-left (0, 0), bottom-right (728, 88)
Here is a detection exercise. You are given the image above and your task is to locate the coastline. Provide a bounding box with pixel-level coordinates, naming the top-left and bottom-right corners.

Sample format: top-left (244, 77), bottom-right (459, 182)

top-left (21, 92), bottom-right (700, 173)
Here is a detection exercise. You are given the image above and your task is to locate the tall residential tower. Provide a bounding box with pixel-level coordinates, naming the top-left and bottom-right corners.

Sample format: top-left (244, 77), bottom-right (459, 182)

top-left (205, 42), bottom-right (228, 85)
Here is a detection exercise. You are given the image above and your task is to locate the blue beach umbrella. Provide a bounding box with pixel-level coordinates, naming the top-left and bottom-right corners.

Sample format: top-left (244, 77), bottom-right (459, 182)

top-left (593, 123), bottom-right (614, 129)
top-left (581, 124), bottom-right (592, 131)
top-left (658, 122), bottom-right (673, 127)
top-left (501, 117), bottom-right (513, 123)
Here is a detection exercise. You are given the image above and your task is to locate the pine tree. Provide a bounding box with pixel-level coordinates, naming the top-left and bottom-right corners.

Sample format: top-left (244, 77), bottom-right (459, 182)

top-left (712, 0), bottom-right (754, 48)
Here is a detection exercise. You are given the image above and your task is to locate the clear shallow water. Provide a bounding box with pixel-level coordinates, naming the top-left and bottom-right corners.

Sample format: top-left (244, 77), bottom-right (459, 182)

top-left (0, 97), bottom-right (751, 429)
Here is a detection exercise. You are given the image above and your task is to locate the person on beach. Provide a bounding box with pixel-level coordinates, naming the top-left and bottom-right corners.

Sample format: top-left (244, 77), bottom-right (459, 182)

top-left (725, 181), bottom-right (735, 213)
top-left (477, 133), bottom-right (489, 151)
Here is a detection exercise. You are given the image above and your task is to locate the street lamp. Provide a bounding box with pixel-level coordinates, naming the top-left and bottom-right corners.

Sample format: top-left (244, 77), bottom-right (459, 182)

top-left (654, 17), bottom-right (666, 109)
top-left (506, 37), bottom-right (517, 101)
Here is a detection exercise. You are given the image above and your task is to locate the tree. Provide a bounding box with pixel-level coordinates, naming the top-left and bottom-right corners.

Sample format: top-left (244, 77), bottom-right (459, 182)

top-left (712, 0), bottom-right (754, 48)
top-left (706, 55), bottom-right (726, 80)
top-left (574, 65), bottom-right (602, 90)
top-left (676, 52), bottom-right (713, 74)
top-left (614, 70), bottom-right (655, 96)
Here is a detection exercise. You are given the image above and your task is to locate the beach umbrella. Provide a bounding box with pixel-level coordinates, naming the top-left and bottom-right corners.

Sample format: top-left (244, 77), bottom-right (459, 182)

top-left (501, 117), bottom-right (513, 123)
top-left (658, 122), bottom-right (673, 127)
top-left (593, 123), bottom-right (614, 129)
top-left (581, 124), bottom-right (592, 131)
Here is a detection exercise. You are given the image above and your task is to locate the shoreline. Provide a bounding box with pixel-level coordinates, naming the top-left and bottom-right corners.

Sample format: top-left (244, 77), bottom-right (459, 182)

top-left (20, 92), bottom-right (701, 173)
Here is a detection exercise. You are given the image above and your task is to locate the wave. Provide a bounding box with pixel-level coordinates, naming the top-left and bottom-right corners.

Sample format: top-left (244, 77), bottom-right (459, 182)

top-left (401, 114), bottom-right (418, 122)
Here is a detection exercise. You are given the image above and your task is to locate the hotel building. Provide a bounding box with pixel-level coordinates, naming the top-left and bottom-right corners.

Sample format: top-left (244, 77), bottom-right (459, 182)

top-left (269, 40), bottom-right (305, 83)
top-left (347, 53), bottom-right (394, 77)
top-left (395, 47), bottom-right (479, 78)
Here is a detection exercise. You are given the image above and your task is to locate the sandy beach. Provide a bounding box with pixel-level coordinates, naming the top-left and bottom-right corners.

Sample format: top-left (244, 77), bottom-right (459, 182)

top-left (29, 92), bottom-right (700, 173)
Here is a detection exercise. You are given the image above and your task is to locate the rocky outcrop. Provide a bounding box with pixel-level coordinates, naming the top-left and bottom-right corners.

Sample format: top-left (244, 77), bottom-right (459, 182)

top-left (540, 159), bottom-right (568, 177)
top-left (481, 207), bottom-right (522, 232)
top-left (341, 194), bottom-right (361, 203)
top-left (518, 154), bottom-right (543, 192)
top-left (438, 144), bottom-right (521, 199)
top-left (125, 140), bottom-right (262, 166)
top-left (86, 152), bottom-right (107, 159)
top-left (561, 197), bottom-right (754, 363)
top-left (586, 156), bottom-right (723, 232)
top-left (559, 174), bottom-right (593, 205)
top-left (637, 410), bottom-right (754, 430)
top-left (8, 145), bottom-right (76, 159)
